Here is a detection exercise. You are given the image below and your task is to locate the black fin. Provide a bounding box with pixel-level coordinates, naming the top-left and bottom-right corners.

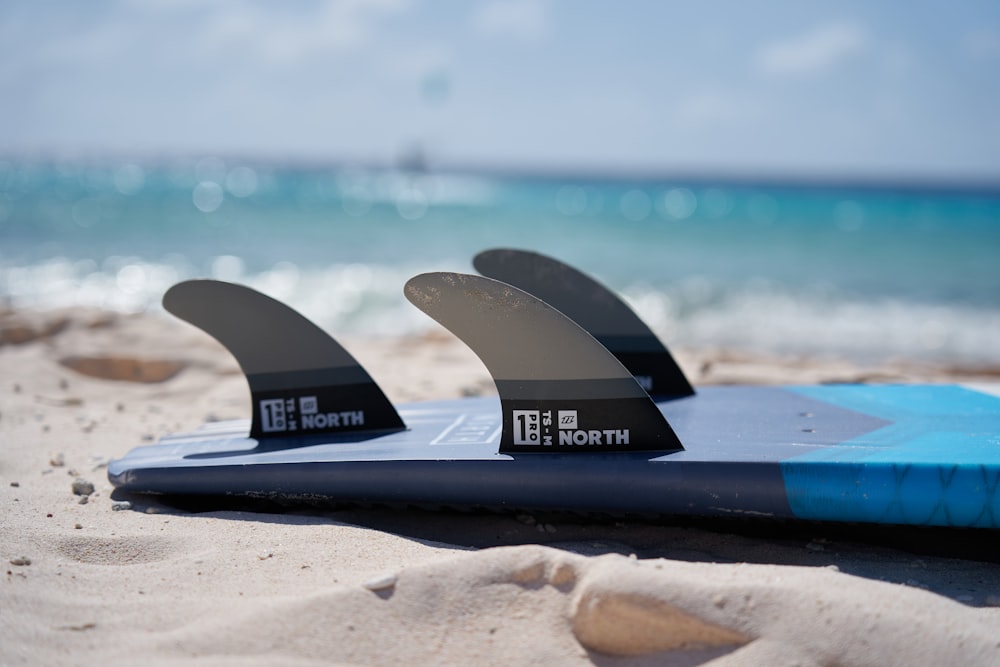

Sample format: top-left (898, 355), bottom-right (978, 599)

top-left (404, 272), bottom-right (683, 454)
top-left (473, 248), bottom-right (695, 399)
top-left (163, 280), bottom-right (405, 440)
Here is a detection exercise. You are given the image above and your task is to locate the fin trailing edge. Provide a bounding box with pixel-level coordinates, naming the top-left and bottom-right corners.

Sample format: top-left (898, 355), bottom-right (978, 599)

top-left (404, 272), bottom-right (684, 454)
top-left (473, 248), bottom-right (695, 399)
top-left (163, 280), bottom-right (405, 440)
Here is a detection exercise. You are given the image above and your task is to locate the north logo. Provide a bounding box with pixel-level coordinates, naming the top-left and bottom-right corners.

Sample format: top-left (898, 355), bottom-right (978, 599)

top-left (260, 396), bottom-right (364, 433)
top-left (511, 408), bottom-right (630, 447)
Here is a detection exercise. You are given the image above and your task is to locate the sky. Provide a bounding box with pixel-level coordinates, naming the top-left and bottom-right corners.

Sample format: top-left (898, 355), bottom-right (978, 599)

top-left (1, 0), bottom-right (999, 181)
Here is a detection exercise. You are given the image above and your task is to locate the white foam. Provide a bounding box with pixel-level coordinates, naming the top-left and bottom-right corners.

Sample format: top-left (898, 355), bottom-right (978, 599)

top-left (3, 257), bottom-right (998, 365)
top-left (623, 280), bottom-right (1000, 365)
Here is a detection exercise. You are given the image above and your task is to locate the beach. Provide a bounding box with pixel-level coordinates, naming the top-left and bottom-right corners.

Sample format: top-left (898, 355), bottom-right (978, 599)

top-left (4, 0), bottom-right (1000, 660)
top-left (2, 305), bottom-right (998, 666)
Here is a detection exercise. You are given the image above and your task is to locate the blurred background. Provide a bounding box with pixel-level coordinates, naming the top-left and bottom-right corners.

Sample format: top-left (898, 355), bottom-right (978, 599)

top-left (1, 0), bottom-right (998, 365)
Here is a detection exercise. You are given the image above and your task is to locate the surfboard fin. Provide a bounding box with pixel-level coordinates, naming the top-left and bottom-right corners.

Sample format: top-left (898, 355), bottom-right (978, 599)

top-left (473, 248), bottom-right (695, 399)
top-left (404, 272), bottom-right (684, 454)
top-left (163, 280), bottom-right (405, 440)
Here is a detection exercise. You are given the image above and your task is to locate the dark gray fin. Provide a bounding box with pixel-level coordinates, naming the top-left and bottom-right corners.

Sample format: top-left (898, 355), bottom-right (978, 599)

top-left (474, 248), bottom-right (694, 399)
top-left (472, 248), bottom-right (695, 399)
top-left (404, 272), bottom-right (683, 454)
top-left (163, 280), bottom-right (405, 440)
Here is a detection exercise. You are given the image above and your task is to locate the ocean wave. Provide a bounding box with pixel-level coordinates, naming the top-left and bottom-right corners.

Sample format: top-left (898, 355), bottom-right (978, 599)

top-left (3, 257), bottom-right (997, 365)
top-left (622, 280), bottom-right (1000, 364)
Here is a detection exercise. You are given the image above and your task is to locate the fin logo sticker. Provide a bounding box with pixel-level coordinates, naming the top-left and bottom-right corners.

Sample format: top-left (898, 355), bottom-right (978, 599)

top-left (511, 408), bottom-right (630, 447)
top-left (260, 398), bottom-right (293, 433)
top-left (259, 395), bottom-right (364, 433)
top-left (512, 410), bottom-right (542, 445)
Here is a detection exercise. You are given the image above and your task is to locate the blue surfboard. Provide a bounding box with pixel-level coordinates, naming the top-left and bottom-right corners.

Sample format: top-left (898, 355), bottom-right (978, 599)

top-left (108, 255), bottom-right (1000, 529)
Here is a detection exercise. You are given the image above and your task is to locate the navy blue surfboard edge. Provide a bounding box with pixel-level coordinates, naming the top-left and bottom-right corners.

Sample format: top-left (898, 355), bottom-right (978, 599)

top-left (107, 385), bottom-right (1000, 528)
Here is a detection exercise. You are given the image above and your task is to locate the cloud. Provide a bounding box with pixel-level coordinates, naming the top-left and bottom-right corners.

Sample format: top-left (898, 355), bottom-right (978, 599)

top-left (755, 21), bottom-right (868, 76)
top-left (5, 0), bottom-right (413, 72)
top-left (0, 0), bottom-right (419, 157)
top-left (962, 27), bottom-right (1000, 59)
top-left (672, 90), bottom-right (747, 130)
top-left (191, 0), bottom-right (414, 66)
top-left (472, 0), bottom-right (546, 40)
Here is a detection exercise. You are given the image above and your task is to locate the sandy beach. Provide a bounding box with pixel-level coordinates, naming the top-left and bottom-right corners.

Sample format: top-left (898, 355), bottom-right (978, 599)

top-left (2, 306), bottom-right (999, 666)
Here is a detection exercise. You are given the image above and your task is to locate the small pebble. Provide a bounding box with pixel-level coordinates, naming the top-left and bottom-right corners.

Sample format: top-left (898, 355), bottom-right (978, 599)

top-left (78, 496), bottom-right (89, 505)
top-left (111, 501), bottom-right (132, 512)
top-left (71, 478), bottom-right (95, 496)
top-left (74, 523), bottom-right (83, 530)
top-left (363, 573), bottom-right (398, 592)
top-left (9, 557), bottom-right (31, 566)
top-left (10, 481), bottom-right (19, 488)
top-left (50, 453), bottom-right (65, 467)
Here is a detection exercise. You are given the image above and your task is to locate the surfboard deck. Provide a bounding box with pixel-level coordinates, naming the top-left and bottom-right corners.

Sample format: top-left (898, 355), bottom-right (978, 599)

top-left (109, 384), bottom-right (1000, 528)
top-left (107, 253), bottom-right (1000, 529)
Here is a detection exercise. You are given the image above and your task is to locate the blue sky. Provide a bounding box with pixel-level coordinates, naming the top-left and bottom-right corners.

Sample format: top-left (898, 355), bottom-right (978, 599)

top-left (2, 0), bottom-right (999, 180)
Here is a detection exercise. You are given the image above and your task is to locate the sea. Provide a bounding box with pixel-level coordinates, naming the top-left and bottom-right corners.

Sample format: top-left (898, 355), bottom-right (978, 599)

top-left (1, 157), bottom-right (998, 366)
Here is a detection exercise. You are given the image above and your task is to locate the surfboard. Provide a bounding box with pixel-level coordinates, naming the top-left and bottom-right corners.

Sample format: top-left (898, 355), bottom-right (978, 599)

top-left (108, 254), bottom-right (1000, 529)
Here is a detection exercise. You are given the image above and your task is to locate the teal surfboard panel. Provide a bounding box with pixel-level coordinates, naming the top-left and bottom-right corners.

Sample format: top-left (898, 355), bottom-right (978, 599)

top-left (781, 386), bottom-right (1000, 527)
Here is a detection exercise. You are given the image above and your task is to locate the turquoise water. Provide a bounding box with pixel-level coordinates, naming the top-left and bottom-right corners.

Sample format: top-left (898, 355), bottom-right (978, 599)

top-left (2, 157), bottom-right (998, 364)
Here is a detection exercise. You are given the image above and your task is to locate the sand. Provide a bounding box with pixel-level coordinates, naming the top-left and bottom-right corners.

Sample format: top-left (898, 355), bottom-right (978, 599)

top-left (2, 306), bottom-right (999, 666)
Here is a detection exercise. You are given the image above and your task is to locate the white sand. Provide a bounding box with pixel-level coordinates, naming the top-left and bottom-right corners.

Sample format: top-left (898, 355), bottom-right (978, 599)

top-left (2, 307), bottom-right (999, 666)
